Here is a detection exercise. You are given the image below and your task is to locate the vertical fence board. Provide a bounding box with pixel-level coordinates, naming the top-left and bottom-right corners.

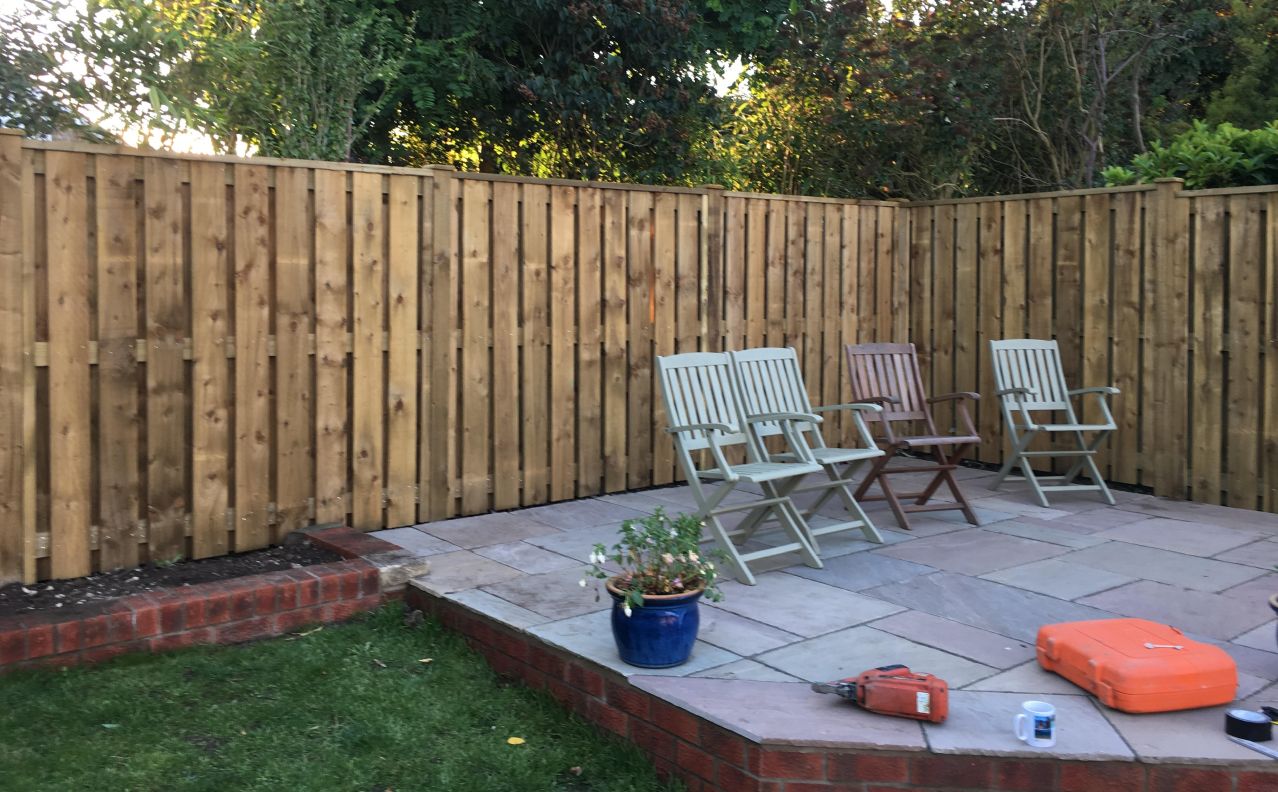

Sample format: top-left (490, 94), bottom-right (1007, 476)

top-left (386, 175), bottom-right (420, 524)
top-left (1152, 180), bottom-right (1190, 498)
top-left (1265, 193), bottom-right (1278, 513)
top-left (1226, 194), bottom-right (1263, 510)
top-left (786, 202), bottom-right (805, 348)
top-left (723, 197), bottom-right (745, 352)
top-left (822, 204), bottom-right (841, 430)
top-left (521, 184), bottom-right (550, 505)
top-left (766, 201), bottom-right (786, 346)
top-left (232, 164), bottom-right (271, 549)
top-left (0, 132), bottom-right (25, 582)
top-left (491, 182), bottom-right (521, 508)
top-left (549, 185), bottom-right (577, 501)
top-left (627, 191), bottom-right (654, 489)
top-left (576, 188), bottom-right (603, 496)
top-left (932, 205), bottom-right (955, 417)
top-left (96, 156), bottom-right (141, 569)
top-left (1191, 196), bottom-right (1226, 504)
top-left (427, 168), bottom-right (458, 518)
top-left (877, 204), bottom-right (895, 342)
top-left (977, 201), bottom-right (1003, 462)
top-left (602, 189), bottom-right (628, 493)
top-left (840, 203), bottom-right (861, 445)
top-left (857, 207), bottom-right (876, 344)
top-left (274, 167), bottom-right (313, 538)
top-left (909, 207), bottom-right (933, 380)
top-left (804, 205), bottom-right (824, 403)
top-left (952, 204), bottom-right (978, 434)
top-left (745, 199), bottom-right (766, 350)
top-left (190, 161), bottom-right (230, 559)
top-left (1110, 193), bottom-right (1141, 485)
top-left (1056, 196), bottom-right (1083, 388)
top-left (1081, 193), bottom-right (1112, 476)
top-left (351, 172), bottom-right (386, 528)
top-left (652, 193), bottom-right (676, 485)
top-left (144, 157), bottom-right (186, 561)
top-left (461, 179), bottom-right (492, 513)
top-left (314, 169), bottom-right (349, 524)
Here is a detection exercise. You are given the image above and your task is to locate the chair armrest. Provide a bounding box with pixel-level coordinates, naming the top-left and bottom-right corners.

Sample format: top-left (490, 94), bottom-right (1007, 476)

top-left (928, 391), bottom-right (980, 404)
top-left (746, 411), bottom-right (823, 426)
top-left (744, 413), bottom-right (818, 464)
top-left (859, 395), bottom-right (901, 406)
top-left (1069, 386), bottom-right (1120, 396)
top-left (813, 402), bottom-right (883, 450)
top-left (666, 422), bottom-right (735, 435)
top-left (665, 422), bottom-right (739, 481)
top-left (996, 387), bottom-right (1036, 399)
top-left (812, 402), bottom-right (884, 414)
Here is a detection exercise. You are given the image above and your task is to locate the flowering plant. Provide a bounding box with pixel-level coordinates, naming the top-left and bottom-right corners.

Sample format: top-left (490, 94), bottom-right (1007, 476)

top-left (582, 507), bottom-right (724, 616)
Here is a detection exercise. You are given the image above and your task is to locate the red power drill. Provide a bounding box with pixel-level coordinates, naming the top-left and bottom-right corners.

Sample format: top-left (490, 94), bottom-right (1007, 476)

top-left (811, 664), bottom-right (949, 723)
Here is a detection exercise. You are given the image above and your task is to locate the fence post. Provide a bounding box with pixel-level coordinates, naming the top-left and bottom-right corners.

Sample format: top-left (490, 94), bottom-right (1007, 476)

top-left (1151, 177), bottom-right (1189, 500)
top-left (700, 184), bottom-right (725, 351)
top-left (0, 130), bottom-right (28, 584)
top-left (425, 164), bottom-right (458, 520)
top-left (890, 199), bottom-right (911, 343)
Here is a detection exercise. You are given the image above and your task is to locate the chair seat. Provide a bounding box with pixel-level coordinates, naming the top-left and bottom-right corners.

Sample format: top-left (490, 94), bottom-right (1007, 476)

top-left (775, 447), bottom-right (884, 465)
top-left (1036, 423), bottom-right (1116, 432)
top-left (701, 461), bottom-right (823, 483)
top-left (898, 434), bottom-right (981, 448)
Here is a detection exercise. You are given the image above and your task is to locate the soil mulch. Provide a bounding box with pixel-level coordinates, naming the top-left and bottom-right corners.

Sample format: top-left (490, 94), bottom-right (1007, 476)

top-left (0, 542), bottom-right (344, 621)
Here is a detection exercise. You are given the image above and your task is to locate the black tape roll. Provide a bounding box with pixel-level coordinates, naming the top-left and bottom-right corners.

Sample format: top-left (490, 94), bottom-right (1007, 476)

top-left (1225, 709), bottom-right (1273, 741)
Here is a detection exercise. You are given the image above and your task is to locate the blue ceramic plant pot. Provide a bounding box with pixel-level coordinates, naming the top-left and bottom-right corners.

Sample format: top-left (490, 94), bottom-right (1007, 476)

top-left (607, 579), bottom-right (704, 669)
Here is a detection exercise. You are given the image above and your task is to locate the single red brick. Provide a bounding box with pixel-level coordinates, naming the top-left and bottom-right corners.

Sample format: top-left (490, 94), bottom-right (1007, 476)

top-left (566, 663), bottom-right (606, 698)
top-left (716, 762), bottom-right (761, 792)
top-left (828, 753), bottom-right (909, 784)
top-left (339, 570), bottom-right (361, 599)
top-left (149, 628), bottom-right (214, 653)
top-left (132, 605), bottom-right (160, 638)
top-left (54, 620), bottom-right (81, 653)
top-left (274, 578), bottom-right (299, 610)
top-left (755, 749), bottom-right (824, 780)
top-left (1148, 767), bottom-right (1232, 792)
top-left (676, 741), bottom-right (716, 782)
top-left (1238, 771), bottom-right (1278, 792)
top-left (227, 588), bottom-right (257, 621)
top-left (486, 651), bottom-right (520, 679)
top-left (24, 624), bottom-right (54, 660)
top-left (1060, 761), bottom-right (1146, 792)
top-left (216, 617), bottom-right (275, 644)
top-left (528, 645), bottom-right (566, 679)
top-left (182, 597), bottom-right (207, 629)
top-left (701, 723), bottom-right (746, 765)
top-left (996, 758), bottom-right (1060, 791)
top-left (490, 630), bottom-right (530, 661)
top-left (586, 698), bottom-right (629, 736)
top-left (360, 566), bottom-right (380, 596)
top-left (0, 629), bottom-right (25, 664)
top-left (631, 720), bottom-right (677, 761)
top-left (294, 573), bottom-right (320, 608)
top-left (106, 610), bottom-right (134, 643)
top-left (254, 584), bottom-right (279, 615)
top-left (274, 606), bottom-right (324, 634)
top-left (320, 597), bottom-right (377, 622)
top-left (911, 755), bottom-right (993, 788)
top-left (605, 681), bottom-right (651, 719)
top-left (83, 641), bottom-right (143, 665)
top-left (80, 614), bottom-right (111, 648)
top-left (544, 677), bottom-right (585, 713)
top-left (317, 572), bottom-right (342, 603)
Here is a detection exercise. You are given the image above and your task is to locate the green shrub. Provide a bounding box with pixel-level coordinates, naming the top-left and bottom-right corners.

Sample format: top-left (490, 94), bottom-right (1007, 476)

top-left (1102, 120), bottom-right (1278, 189)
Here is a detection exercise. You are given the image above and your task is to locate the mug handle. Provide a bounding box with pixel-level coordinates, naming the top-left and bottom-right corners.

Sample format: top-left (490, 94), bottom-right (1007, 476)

top-left (1014, 713), bottom-right (1028, 742)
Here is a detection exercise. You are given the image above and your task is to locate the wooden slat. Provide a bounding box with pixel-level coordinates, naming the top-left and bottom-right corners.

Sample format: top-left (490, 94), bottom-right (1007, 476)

top-left (765, 200), bottom-right (786, 346)
top-left (876, 204), bottom-right (895, 342)
top-left (977, 201), bottom-right (1003, 462)
top-left (627, 190), bottom-right (654, 488)
top-left (858, 206), bottom-right (877, 344)
top-left (461, 178), bottom-right (492, 513)
top-left (803, 204), bottom-right (823, 403)
top-left (45, 152), bottom-right (92, 578)
top-left (908, 206), bottom-right (931, 380)
top-left (702, 186), bottom-right (725, 351)
top-left (723, 196), bottom-right (746, 351)
top-left (652, 193), bottom-right (676, 485)
top-left (745, 198), bottom-right (766, 350)
top-left (426, 167), bottom-right (458, 518)
top-left (1055, 196), bottom-right (1083, 389)
top-left (785, 201), bottom-right (805, 348)
top-left (0, 132), bottom-right (25, 582)
top-left (1081, 193), bottom-right (1112, 477)
top-left (932, 204), bottom-right (955, 416)
top-left (274, 167), bottom-right (313, 538)
top-left (386, 175), bottom-right (419, 524)
top-left (892, 203), bottom-right (910, 343)
top-left (189, 161), bottom-right (229, 559)
top-left (492, 182), bottom-right (522, 507)
top-left (1027, 198), bottom-right (1054, 342)
top-left (314, 169), bottom-right (349, 524)
top-left (1151, 179), bottom-right (1190, 498)
top-left (1226, 194), bottom-right (1262, 510)
top-left (232, 164), bottom-right (272, 549)
top-left (841, 203), bottom-right (862, 445)
top-left (1109, 193), bottom-right (1141, 486)
top-left (952, 204), bottom-right (978, 436)
top-left (601, 189), bottom-right (628, 493)
top-left (95, 156), bottom-right (141, 569)
top-left (549, 185), bottom-right (577, 501)
top-left (350, 172), bottom-right (385, 528)
top-left (521, 183), bottom-right (550, 505)
top-left (20, 143), bottom-right (36, 582)
top-left (1266, 193), bottom-right (1278, 513)
top-left (575, 188), bottom-right (603, 495)
top-left (144, 157), bottom-right (186, 562)
top-left (1190, 196), bottom-right (1226, 504)
top-left (822, 204), bottom-right (840, 431)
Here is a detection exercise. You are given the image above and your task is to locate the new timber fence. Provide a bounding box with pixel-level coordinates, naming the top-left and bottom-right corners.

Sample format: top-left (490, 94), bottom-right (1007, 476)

top-left (0, 131), bottom-right (1274, 583)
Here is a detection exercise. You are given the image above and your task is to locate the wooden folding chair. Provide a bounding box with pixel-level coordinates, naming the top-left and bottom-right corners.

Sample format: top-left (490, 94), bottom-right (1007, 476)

top-left (729, 347), bottom-right (884, 548)
top-left (656, 352), bottom-right (824, 585)
top-left (844, 343), bottom-right (981, 530)
top-left (988, 339), bottom-right (1118, 507)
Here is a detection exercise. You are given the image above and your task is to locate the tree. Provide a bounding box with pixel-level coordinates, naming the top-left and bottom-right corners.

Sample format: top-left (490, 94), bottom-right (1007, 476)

top-left (1205, 0), bottom-right (1278, 127)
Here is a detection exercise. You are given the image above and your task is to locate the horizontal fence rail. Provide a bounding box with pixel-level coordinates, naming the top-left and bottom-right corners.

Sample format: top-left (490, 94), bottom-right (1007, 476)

top-left (1, 131), bottom-right (1275, 583)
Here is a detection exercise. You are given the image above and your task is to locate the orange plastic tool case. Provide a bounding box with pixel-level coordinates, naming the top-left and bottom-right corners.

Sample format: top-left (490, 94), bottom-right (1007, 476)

top-left (1036, 619), bottom-right (1237, 713)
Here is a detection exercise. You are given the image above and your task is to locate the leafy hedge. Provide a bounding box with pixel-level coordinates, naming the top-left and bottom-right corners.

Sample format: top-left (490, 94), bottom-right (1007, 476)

top-left (1102, 121), bottom-right (1278, 189)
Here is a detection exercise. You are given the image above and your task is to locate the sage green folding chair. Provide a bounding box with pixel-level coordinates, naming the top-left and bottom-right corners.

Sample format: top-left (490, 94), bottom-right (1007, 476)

top-left (988, 339), bottom-right (1118, 507)
top-left (729, 347), bottom-right (884, 548)
top-left (656, 352), bottom-right (823, 585)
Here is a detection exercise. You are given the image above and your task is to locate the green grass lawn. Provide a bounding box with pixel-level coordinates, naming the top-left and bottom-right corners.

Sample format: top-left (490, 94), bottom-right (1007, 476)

top-left (0, 605), bottom-right (679, 792)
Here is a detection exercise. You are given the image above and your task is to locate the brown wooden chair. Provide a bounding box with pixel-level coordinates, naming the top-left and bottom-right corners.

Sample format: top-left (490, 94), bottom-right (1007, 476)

top-left (843, 343), bottom-right (981, 529)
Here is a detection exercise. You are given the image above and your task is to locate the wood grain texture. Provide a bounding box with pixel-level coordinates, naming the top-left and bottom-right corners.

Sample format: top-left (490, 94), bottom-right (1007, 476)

top-left (0, 132), bottom-right (25, 582)
top-left (273, 166), bottom-right (313, 538)
top-left (626, 190), bottom-right (654, 489)
top-left (1081, 193), bottom-right (1112, 476)
top-left (1152, 180), bottom-right (1190, 499)
top-left (461, 178), bottom-right (492, 513)
top-left (313, 169), bottom-right (349, 524)
top-left (977, 201), bottom-right (1003, 461)
top-left (1109, 192), bottom-right (1141, 486)
top-left (765, 200), bottom-right (786, 347)
top-left (520, 183), bottom-right (549, 505)
top-left (952, 203), bottom-right (978, 433)
top-left (385, 175), bottom-right (419, 524)
top-left (491, 182), bottom-right (521, 507)
top-left (232, 164), bottom-right (271, 549)
top-left (652, 193), bottom-right (677, 484)
top-left (745, 198), bottom-right (766, 350)
top-left (1226, 194), bottom-right (1262, 510)
top-left (1191, 196), bottom-right (1226, 504)
top-left (427, 167), bottom-right (458, 518)
top-left (575, 187), bottom-right (602, 496)
top-left (350, 172), bottom-right (386, 529)
top-left (601, 189), bottom-right (628, 493)
top-left (549, 185), bottom-right (577, 501)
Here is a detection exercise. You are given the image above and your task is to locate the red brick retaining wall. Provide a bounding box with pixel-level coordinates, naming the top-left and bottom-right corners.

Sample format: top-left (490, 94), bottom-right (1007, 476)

top-left (406, 586), bottom-right (1278, 792)
top-left (0, 527), bottom-right (406, 673)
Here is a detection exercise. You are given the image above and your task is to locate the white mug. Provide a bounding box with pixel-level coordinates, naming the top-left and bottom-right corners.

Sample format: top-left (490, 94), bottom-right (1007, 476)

top-left (1013, 700), bottom-right (1057, 748)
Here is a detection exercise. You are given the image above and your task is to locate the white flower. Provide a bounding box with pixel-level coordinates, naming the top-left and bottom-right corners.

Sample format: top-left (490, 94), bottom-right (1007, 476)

top-left (688, 552), bottom-right (699, 562)
top-left (623, 603), bottom-right (633, 617)
top-left (589, 551), bottom-right (605, 565)
top-left (661, 553), bottom-right (675, 564)
top-left (578, 578), bottom-right (587, 587)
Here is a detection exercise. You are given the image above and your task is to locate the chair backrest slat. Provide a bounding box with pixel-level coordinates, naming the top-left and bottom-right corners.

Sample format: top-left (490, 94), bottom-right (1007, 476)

top-left (989, 339), bottom-right (1071, 412)
top-left (730, 348), bottom-right (815, 442)
top-left (656, 352), bottom-right (748, 452)
top-left (844, 343), bottom-right (930, 423)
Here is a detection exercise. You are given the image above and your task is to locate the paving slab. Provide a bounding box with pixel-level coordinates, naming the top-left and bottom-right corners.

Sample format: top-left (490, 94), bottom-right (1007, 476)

top-left (981, 518), bottom-right (1109, 549)
top-left (370, 527), bottom-right (461, 557)
top-left (964, 661), bottom-right (1086, 695)
top-left (964, 496), bottom-right (1076, 521)
top-left (695, 607), bottom-right (803, 656)
top-left (482, 566), bottom-right (612, 620)
top-left (755, 625), bottom-right (994, 688)
top-left (980, 558), bottom-right (1136, 601)
top-left (689, 659), bottom-right (801, 682)
top-left (421, 512), bottom-right (560, 549)
top-left (1218, 572), bottom-right (1278, 610)
top-left (1214, 539), bottom-right (1278, 570)
top-left (709, 573), bottom-right (904, 637)
top-left (876, 530), bottom-right (1069, 576)
top-left (474, 541), bottom-right (581, 575)
top-left (1200, 636), bottom-right (1278, 681)
top-left (1231, 623), bottom-right (1278, 654)
top-left (866, 572), bottom-right (1117, 643)
top-left (630, 677), bottom-right (928, 750)
top-left (1061, 541), bottom-right (1263, 593)
top-left (1101, 697), bottom-right (1277, 765)
top-left (926, 506), bottom-right (1015, 526)
top-left (1045, 507), bottom-right (1152, 532)
top-left (1077, 580), bottom-right (1274, 641)
top-left (411, 550), bottom-right (524, 594)
top-left (784, 552), bottom-right (936, 592)
top-left (443, 588), bottom-right (552, 630)
top-left (527, 609), bottom-right (740, 678)
top-left (923, 691), bottom-right (1133, 760)
top-left (1094, 517), bottom-right (1260, 558)
top-left (519, 498), bottom-right (651, 531)
top-left (875, 514), bottom-right (972, 537)
top-left (870, 610), bottom-right (1036, 669)
top-left (524, 522), bottom-right (638, 562)
top-left (1116, 497), bottom-right (1278, 533)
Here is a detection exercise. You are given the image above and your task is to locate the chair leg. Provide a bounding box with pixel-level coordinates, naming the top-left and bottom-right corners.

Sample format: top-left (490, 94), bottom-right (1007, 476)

top-left (761, 480), bottom-right (821, 568)
top-left (829, 461), bottom-right (884, 543)
top-left (1020, 453), bottom-right (1051, 508)
top-left (913, 444), bottom-right (978, 524)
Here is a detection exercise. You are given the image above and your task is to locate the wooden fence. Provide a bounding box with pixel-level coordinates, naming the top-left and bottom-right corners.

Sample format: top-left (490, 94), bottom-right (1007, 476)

top-left (0, 132), bottom-right (906, 583)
